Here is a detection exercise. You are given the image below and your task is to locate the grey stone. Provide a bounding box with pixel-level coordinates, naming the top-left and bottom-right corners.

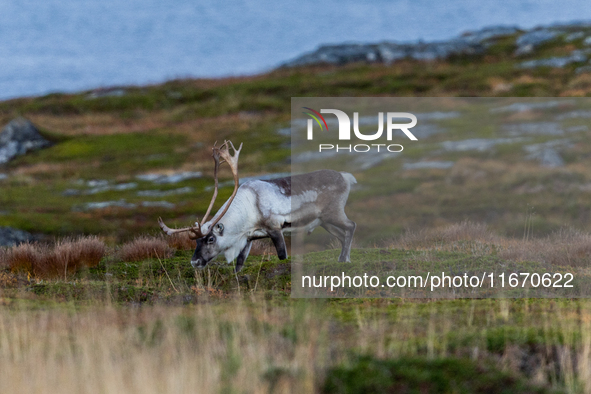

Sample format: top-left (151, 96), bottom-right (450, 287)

top-left (355, 153), bottom-right (399, 170)
top-left (0, 226), bottom-right (35, 247)
top-left (441, 138), bottom-right (523, 152)
top-left (565, 32), bottom-right (586, 41)
top-left (518, 50), bottom-right (588, 69)
top-left (141, 201), bottom-right (175, 209)
top-left (283, 37), bottom-right (485, 68)
top-left (403, 161), bottom-right (454, 170)
top-left (575, 65), bottom-right (591, 74)
top-left (491, 100), bottom-right (574, 113)
top-left (525, 147), bottom-right (565, 167)
top-left (76, 200), bottom-right (137, 211)
top-left (86, 88), bottom-right (126, 99)
top-left (0, 118), bottom-right (52, 164)
top-left (514, 29), bottom-right (558, 55)
top-left (62, 189), bottom-right (81, 196)
top-left (135, 171), bottom-right (202, 184)
top-left (84, 182), bottom-right (137, 195)
top-left (86, 180), bottom-right (109, 187)
top-left (523, 139), bottom-right (573, 153)
top-left (503, 122), bottom-right (564, 136)
top-left (415, 111), bottom-right (461, 121)
top-left (555, 110), bottom-right (591, 120)
top-left (461, 26), bottom-right (520, 43)
top-left (585, 36), bottom-right (591, 45)
top-left (292, 150), bottom-right (338, 163)
top-left (0, 173), bottom-right (7, 180)
top-left (137, 187), bottom-right (194, 197)
top-left (276, 127), bottom-right (291, 136)
top-left (523, 139), bottom-right (573, 167)
top-left (565, 125), bottom-right (588, 133)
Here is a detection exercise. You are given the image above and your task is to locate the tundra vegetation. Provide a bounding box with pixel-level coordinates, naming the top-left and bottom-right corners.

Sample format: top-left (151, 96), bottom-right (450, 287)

top-left (3, 25), bottom-right (591, 392)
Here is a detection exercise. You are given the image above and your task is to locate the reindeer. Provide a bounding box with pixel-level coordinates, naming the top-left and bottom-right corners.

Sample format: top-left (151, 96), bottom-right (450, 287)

top-left (158, 141), bottom-right (356, 272)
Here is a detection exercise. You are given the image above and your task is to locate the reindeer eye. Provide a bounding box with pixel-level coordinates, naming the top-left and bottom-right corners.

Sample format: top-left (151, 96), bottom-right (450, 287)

top-left (207, 236), bottom-right (215, 244)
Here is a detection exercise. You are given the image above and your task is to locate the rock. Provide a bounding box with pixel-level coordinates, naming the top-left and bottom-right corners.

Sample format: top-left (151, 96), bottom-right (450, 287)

top-left (86, 180), bottom-right (109, 187)
top-left (518, 50), bottom-right (588, 69)
top-left (555, 110), bottom-right (591, 120)
top-left (0, 226), bottom-right (34, 247)
top-left (355, 154), bottom-right (398, 170)
top-left (62, 189), bottom-right (80, 196)
top-left (276, 127), bottom-right (291, 136)
top-left (137, 187), bottom-right (194, 197)
top-left (285, 43), bottom-right (380, 67)
top-left (140, 201), bottom-right (175, 209)
top-left (0, 118), bottom-right (52, 164)
top-left (461, 26), bottom-right (520, 43)
top-left (281, 23), bottom-right (591, 69)
top-left (490, 100), bottom-right (574, 113)
top-left (403, 161), bottom-right (454, 170)
top-left (523, 139), bottom-right (573, 167)
top-left (441, 138), bottom-right (523, 152)
top-left (503, 122), bottom-right (564, 136)
top-left (136, 171), bottom-right (202, 184)
top-left (284, 38), bottom-right (485, 68)
top-left (86, 88), bottom-right (126, 99)
top-left (575, 65), bottom-right (591, 74)
top-left (84, 182), bottom-right (137, 195)
top-left (526, 148), bottom-right (565, 168)
top-left (514, 29), bottom-right (558, 55)
top-left (0, 173), bottom-right (7, 180)
top-left (415, 111), bottom-right (460, 120)
top-left (565, 32), bottom-right (585, 42)
top-left (76, 200), bottom-right (137, 211)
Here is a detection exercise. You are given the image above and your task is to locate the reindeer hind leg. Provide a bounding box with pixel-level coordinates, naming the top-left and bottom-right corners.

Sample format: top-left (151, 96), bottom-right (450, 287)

top-left (324, 218), bottom-right (356, 262)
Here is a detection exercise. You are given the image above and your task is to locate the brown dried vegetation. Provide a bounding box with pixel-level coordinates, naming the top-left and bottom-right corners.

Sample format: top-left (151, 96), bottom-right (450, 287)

top-left (1, 236), bottom-right (105, 278)
top-left (392, 221), bottom-right (591, 267)
top-left (118, 236), bottom-right (174, 262)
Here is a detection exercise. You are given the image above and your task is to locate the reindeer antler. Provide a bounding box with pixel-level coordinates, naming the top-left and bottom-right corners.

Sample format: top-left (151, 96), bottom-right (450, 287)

top-left (205, 141), bottom-right (242, 230)
top-left (158, 140), bottom-right (243, 240)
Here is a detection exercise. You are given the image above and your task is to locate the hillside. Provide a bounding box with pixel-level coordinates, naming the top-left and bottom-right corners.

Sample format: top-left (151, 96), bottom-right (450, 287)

top-left (1, 23), bottom-right (591, 243)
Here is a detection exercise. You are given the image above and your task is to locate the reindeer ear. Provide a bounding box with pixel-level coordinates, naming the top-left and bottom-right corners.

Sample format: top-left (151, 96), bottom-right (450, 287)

top-left (214, 223), bottom-right (224, 235)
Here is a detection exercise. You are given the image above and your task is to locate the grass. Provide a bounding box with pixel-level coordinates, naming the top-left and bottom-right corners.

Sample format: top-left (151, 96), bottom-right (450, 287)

top-left (0, 224), bottom-right (591, 391)
top-left (1, 236), bottom-right (105, 279)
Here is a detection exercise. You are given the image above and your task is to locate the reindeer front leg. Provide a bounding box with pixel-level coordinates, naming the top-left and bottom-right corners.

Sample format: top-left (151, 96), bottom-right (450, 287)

top-left (268, 230), bottom-right (288, 260)
top-left (235, 241), bottom-right (252, 272)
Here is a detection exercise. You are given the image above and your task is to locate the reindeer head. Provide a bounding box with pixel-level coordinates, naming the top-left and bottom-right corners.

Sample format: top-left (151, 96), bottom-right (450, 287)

top-left (158, 140), bottom-right (243, 268)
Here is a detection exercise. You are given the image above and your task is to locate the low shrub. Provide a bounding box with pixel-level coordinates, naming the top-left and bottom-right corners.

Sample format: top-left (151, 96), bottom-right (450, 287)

top-left (118, 236), bottom-right (174, 262)
top-left (3, 236), bottom-right (105, 278)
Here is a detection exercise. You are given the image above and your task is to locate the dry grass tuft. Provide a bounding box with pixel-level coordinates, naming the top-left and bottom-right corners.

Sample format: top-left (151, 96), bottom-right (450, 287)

top-left (118, 236), bottom-right (174, 262)
top-left (3, 236), bottom-right (105, 278)
top-left (6, 243), bottom-right (40, 274)
top-left (499, 227), bottom-right (591, 267)
top-left (393, 221), bottom-right (499, 250)
top-left (392, 221), bottom-right (591, 267)
top-left (165, 233), bottom-right (196, 251)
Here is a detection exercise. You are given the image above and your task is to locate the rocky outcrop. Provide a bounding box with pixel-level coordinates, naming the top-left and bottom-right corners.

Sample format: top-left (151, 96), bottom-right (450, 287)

top-left (0, 226), bottom-right (34, 247)
top-left (0, 118), bottom-right (52, 164)
top-left (518, 49), bottom-right (590, 69)
top-left (282, 23), bottom-right (591, 69)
